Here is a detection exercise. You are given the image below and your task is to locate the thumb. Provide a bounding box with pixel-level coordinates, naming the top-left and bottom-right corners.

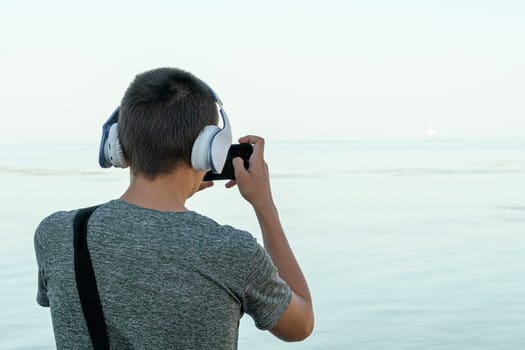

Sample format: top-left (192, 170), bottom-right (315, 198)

top-left (232, 157), bottom-right (249, 182)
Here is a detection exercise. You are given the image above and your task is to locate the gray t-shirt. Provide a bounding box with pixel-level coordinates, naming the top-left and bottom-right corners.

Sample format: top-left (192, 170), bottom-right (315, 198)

top-left (34, 199), bottom-right (292, 350)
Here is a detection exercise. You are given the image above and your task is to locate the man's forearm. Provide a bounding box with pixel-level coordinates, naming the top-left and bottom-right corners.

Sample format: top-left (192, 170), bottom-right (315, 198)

top-left (253, 200), bottom-right (312, 304)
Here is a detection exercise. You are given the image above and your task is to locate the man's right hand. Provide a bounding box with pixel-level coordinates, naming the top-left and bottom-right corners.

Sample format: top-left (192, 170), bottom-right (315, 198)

top-left (226, 135), bottom-right (274, 210)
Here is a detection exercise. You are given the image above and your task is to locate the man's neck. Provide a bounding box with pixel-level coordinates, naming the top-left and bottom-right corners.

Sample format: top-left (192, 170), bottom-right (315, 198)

top-left (120, 166), bottom-right (201, 212)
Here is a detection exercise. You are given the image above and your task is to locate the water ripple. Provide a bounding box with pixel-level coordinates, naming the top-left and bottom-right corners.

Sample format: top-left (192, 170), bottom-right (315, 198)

top-left (0, 166), bottom-right (104, 176)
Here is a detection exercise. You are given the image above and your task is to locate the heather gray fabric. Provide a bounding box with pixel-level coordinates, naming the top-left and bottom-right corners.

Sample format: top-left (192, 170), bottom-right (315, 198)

top-left (34, 199), bottom-right (292, 350)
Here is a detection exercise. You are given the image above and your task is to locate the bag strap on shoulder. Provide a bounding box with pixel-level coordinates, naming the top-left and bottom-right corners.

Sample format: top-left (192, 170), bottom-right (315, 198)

top-left (73, 205), bottom-right (110, 350)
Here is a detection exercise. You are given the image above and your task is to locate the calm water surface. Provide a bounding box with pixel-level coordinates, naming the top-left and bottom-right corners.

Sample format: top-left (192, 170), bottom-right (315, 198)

top-left (1, 140), bottom-right (524, 349)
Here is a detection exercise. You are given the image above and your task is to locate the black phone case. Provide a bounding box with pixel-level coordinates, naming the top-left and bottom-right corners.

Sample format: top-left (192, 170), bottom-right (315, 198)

top-left (203, 144), bottom-right (253, 181)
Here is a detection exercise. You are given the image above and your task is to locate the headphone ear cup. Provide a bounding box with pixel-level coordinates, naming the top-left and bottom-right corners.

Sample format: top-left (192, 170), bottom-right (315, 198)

top-left (105, 124), bottom-right (129, 168)
top-left (209, 129), bottom-right (232, 173)
top-left (191, 125), bottom-right (220, 171)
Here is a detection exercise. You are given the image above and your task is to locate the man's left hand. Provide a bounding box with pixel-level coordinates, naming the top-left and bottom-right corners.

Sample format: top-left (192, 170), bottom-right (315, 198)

top-left (198, 181), bottom-right (214, 192)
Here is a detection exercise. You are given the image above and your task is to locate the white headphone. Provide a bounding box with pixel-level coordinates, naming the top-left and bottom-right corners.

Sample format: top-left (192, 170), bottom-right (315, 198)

top-left (98, 88), bottom-right (232, 174)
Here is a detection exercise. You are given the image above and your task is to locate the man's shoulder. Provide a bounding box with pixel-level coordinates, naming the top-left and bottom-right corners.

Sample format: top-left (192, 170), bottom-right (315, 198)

top-left (188, 212), bottom-right (259, 254)
top-left (35, 201), bottom-right (110, 247)
top-left (35, 208), bottom-right (78, 245)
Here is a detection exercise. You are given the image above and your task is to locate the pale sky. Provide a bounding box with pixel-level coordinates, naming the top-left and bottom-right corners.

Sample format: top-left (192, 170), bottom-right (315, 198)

top-left (1, 0), bottom-right (524, 143)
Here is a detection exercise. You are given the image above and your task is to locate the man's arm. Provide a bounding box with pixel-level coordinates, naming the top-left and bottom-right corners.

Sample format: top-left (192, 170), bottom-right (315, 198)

top-left (229, 135), bottom-right (314, 341)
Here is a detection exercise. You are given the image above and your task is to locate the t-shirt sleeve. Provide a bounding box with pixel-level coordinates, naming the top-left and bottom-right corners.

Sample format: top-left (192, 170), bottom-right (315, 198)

top-left (34, 227), bottom-right (50, 307)
top-left (242, 242), bottom-right (292, 330)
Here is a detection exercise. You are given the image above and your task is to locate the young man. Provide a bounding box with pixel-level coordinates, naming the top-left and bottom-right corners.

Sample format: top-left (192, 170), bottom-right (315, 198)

top-left (34, 68), bottom-right (313, 349)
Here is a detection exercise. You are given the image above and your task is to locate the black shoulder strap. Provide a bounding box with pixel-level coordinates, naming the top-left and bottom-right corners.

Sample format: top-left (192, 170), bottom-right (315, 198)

top-left (73, 205), bottom-right (110, 350)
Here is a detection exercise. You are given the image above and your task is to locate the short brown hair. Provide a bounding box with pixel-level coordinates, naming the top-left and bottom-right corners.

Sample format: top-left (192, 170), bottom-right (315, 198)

top-left (119, 68), bottom-right (218, 179)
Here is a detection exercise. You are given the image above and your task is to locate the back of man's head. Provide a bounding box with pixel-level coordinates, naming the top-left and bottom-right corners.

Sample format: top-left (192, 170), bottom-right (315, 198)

top-left (119, 67), bottom-right (218, 179)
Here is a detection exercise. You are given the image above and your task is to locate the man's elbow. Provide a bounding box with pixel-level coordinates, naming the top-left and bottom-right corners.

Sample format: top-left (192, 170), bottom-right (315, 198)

top-left (297, 316), bottom-right (314, 341)
top-left (270, 294), bottom-right (315, 342)
top-left (280, 315), bottom-right (315, 342)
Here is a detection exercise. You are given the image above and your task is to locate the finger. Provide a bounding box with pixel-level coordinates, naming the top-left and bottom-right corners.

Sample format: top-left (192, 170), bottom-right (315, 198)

top-left (232, 157), bottom-right (249, 183)
top-left (198, 181), bottom-right (214, 191)
top-left (238, 135), bottom-right (265, 162)
top-left (238, 135), bottom-right (264, 149)
top-left (225, 180), bottom-right (237, 188)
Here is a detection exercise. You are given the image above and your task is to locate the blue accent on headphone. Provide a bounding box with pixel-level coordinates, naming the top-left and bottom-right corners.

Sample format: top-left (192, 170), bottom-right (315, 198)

top-left (98, 107), bottom-right (120, 168)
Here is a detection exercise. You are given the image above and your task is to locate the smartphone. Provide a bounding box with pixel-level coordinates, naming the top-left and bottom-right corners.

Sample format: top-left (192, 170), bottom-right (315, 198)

top-left (203, 144), bottom-right (253, 181)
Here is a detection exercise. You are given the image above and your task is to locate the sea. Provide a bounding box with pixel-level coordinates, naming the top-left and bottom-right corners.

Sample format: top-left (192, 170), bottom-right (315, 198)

top-left (0, 139), bottom-right (524, 349)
